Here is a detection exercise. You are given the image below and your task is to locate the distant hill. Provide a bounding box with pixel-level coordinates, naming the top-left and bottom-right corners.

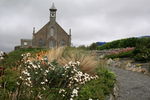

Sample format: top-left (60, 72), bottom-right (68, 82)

top-left (96, 42), bottom-right (107, 46)
top-left (138, 35), bottom-right (150, 38)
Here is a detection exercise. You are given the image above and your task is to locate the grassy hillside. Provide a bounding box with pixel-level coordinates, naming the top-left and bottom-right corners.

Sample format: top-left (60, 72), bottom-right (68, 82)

top-left (98, 37), bottom-right (150, 62)
top-left (97, 37), bottom-right (137, 50)
top-left (97, 37), bottom-right (150, 50)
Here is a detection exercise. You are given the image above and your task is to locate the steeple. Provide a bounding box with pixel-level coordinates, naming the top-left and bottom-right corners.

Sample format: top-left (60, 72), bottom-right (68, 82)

top-left (50, 3), bottom-right (57, 11)
top-left (49, 3), bottom-right (57, 22)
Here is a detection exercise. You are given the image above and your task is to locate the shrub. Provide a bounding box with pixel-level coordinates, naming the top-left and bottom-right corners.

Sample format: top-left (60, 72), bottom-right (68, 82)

top-left (88, 43), bottom-right (99, 50)
top-left (133, 49), bottom-right (150, 62)
top-left (107, 51), bottom-right (133, 59)
top-left (0, 48), bottom-right (116, 100)
top-left (0, 48), bottom-right (46, 68)
top-left (97, 38), bottom-right (138, 50)
top-left (0, 68), bottom-right (19, 99)
top-left (77, 67), bottom-right (116, 100)
top-left (106, 49), bottom-right (134, 59)
top-left (16, 53), bottom-right (99, 100)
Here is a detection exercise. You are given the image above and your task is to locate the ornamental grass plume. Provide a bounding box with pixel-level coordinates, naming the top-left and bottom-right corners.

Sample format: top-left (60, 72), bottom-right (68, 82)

top-left (46, 47), bottom-right (98, 74)
top-left (46, 47), bottom-right (64, 62)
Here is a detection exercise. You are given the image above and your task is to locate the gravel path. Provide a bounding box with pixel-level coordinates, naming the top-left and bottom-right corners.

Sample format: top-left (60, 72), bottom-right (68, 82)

top-left (110, 67), bottom-right (150, 100)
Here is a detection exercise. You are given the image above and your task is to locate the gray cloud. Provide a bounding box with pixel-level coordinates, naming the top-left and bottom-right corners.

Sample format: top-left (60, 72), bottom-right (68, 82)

top-left (0, 0), bottom-right (150, 52)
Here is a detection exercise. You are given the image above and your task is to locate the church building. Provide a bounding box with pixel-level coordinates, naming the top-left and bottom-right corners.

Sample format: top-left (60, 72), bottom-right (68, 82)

top-left (16, 3), bottom-right (71, 49)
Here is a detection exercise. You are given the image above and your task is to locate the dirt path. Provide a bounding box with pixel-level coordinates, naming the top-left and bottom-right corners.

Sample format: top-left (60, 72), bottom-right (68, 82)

top-left (110, 67), bottom-right (150, 100)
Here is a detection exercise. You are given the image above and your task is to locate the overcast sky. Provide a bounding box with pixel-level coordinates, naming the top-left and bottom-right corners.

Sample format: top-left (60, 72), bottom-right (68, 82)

top-left (0, 0), bottom-right (150, 52)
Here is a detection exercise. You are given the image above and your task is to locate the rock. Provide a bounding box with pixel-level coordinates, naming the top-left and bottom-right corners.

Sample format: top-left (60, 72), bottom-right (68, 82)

top-left (99, 54), bottom-right (105, 59)
top-left (107, 58), bottom-right (114, 65)
top-left (126, 62), bottom-right (132, 68)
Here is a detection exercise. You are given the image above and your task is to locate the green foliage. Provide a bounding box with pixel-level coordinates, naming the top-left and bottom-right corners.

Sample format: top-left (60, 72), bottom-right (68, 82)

top-left (97, 38), bottom-right (138, 50)
top-left (88, 43), bottom-right (99, 50)
top-left (96, 37), bottom-right (150, 62)
top-left (77, 67), bottom-right (116, 100)
top-left (133, 48), bottom-right (150, 62)
top-left (106, 51), bottom-right (133, 59)
top-left (77, 45), bottom-right (88, 50)
top-left (0, 48), bottom-right (116, 100)
top-left (135, 37), bottom-right (150, 48)
top-left (0, 68), bottom-right (19, 99)
top-left (0, 48), bottom-right (46, 68)
top-left (132, 37), bottom-right (150, 62)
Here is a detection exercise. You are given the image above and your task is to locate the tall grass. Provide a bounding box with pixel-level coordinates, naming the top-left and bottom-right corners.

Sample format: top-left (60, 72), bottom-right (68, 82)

top-left (45, 47), bottom-right (98, 73)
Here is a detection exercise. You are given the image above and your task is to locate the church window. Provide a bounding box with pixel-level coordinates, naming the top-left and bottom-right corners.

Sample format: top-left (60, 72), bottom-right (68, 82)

top-left (49, 40), bottom-right (56, 48)
top-left (48, 27), bottom-right (55, 37)
top-left (60, 40), bottom-right (66, 46)
top-left (50, 27), bottom-right (54, 36)
top-left (24, 42), bottom-right (28, 46)
top-left (39, 39), bottom-right (44, 46)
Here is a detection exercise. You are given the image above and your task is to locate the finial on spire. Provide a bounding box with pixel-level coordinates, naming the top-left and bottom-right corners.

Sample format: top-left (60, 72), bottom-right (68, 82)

top-left (50, 3), bottom-right (57, 11)
top-left (69, 29), bottom-right (71, 36)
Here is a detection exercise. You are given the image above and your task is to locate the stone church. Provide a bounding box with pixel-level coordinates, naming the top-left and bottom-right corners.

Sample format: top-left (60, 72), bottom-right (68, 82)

top-left (16, 3), bottom-right (71, 49)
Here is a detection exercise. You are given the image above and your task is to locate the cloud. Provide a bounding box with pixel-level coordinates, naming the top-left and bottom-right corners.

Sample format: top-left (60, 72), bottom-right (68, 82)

top-left (0, 0), bottom-right (150, 52)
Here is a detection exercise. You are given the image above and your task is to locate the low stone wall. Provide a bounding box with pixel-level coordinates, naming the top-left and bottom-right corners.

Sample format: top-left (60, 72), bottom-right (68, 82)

top-left (107, 58), bottom-right (150, 75)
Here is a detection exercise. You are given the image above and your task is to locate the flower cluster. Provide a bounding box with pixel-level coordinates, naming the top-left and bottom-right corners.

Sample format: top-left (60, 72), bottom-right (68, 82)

top-left (0, 51), bottom-right (4, 60)
top-left (110, 47), bottom-right (135, 55)
top-left (65, 61), bottom-right (99, 87)
top-left (18, 53), bottom-right (99, 100)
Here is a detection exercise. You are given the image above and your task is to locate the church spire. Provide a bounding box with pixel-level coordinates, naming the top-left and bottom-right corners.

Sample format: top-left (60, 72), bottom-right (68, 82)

top-left (49, 3), bottom-right (57, 22)
top-left (50, 3), bottom-right (57, 11)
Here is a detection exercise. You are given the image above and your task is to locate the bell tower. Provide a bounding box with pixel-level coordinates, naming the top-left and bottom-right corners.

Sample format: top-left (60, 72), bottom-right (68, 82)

top-left (49, 3), bottom-right (57, 22)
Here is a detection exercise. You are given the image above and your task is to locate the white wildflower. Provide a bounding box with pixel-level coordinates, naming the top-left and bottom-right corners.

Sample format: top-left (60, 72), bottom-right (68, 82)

top-left (32, 64), bottom-right (38, 69)
top-left (70, 98), bottom-right (73, 100)
top-left (59, 89), bottom-right (65, 94)
top-left (76, 61), bottom-right (80, 66)
top-left (41, 82), bottom-right (45, 84)
top-left (27, 66), bottom-right (31, 69)
top-left (45, 70), bottom-right (49, 73)
top-left (45, 79), bottom-right (48, 82)
top-left (19, 76), bottom-right (23, 79)
top-left (27, 77), bottom-right (31, 80)
top-left (16, 82), bottom-right (20, 85)
top-left (72, 88), bottom-right (78, 96)
top-left (42, 87), bottom-right (46, 90)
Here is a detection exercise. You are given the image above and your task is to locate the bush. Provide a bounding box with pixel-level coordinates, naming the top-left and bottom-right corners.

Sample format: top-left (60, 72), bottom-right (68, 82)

top-left (88, 43), bottom-right (99, 50)
top-left (16, 53), bottom-right (100, 100)
top-left (133, 48), bottom-right (150, 62)
top-left (77, 67), bottom-right (116, 100)
top-left (132, 38), bottom-right (150, 62)
top-left (0, 68), bottom-right (19, 99)
top-left (0, 48), bottom-right (46, 68)
top-left (0, 48), bottom-right (116, 100)
top-left (106, 51), bottom-right (133, 59)
top-left (97, 37), bottom-right (138, 50)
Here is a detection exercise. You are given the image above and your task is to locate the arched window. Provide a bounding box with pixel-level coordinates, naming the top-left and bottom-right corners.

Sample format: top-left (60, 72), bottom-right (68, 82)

top-left (60, 40), bottom-right (66, 46)
top-left (48, 27), bottom-right (55, 37)
top-left (39, 39), bottom-right (44, 47)
top-left (49, 40), bottom-right (56, 48)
